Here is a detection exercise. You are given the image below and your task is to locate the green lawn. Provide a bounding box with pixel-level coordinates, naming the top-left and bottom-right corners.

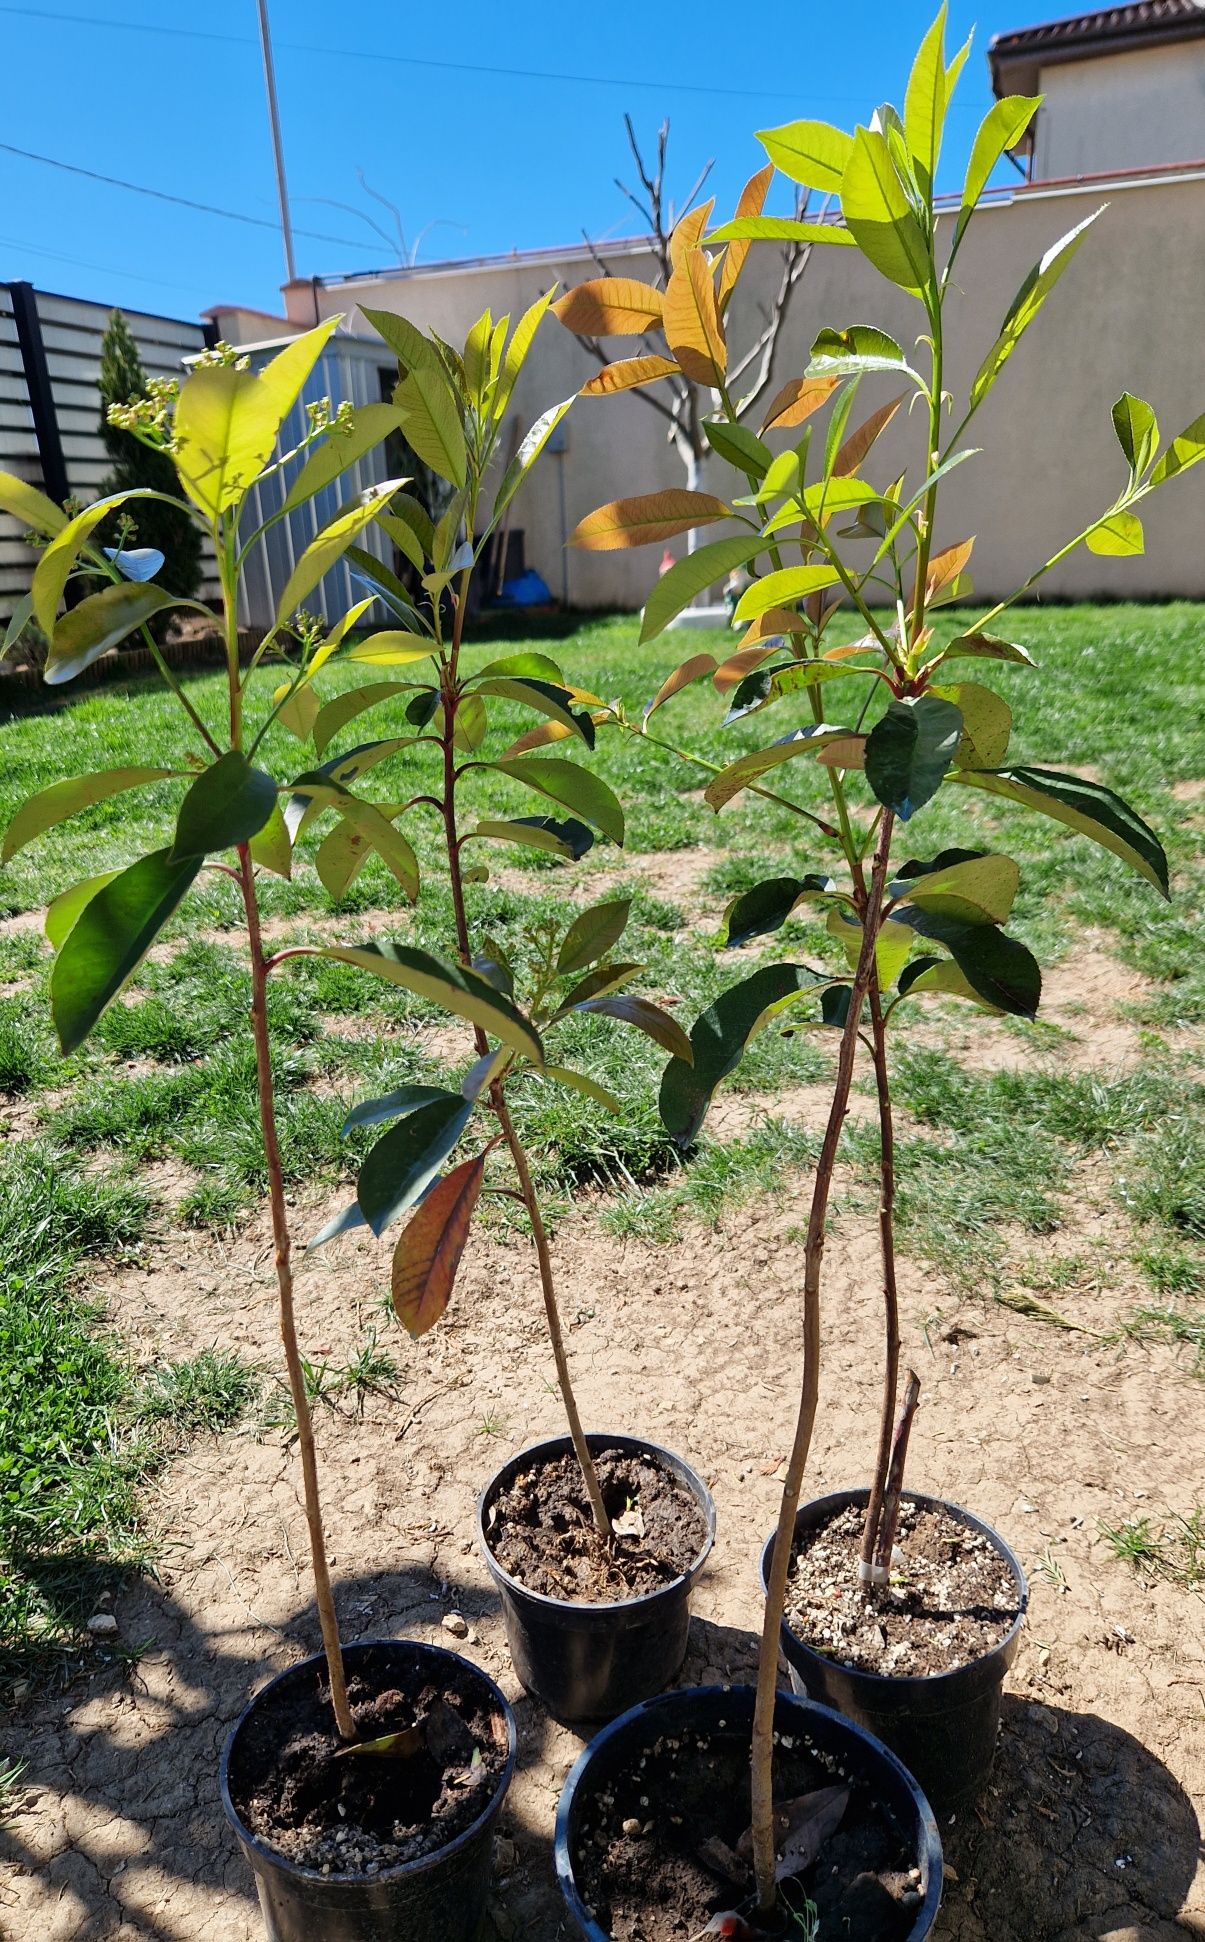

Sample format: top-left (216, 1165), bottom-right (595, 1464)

top-left (1, 603), bottom-right (1202, 1683)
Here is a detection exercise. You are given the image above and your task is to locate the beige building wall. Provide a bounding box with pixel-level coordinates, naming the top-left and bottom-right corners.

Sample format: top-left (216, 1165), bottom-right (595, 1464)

top-left (297, 171), bottom-right (1205, 610)
top-left (1032, 43), bottom-right (1205, 179)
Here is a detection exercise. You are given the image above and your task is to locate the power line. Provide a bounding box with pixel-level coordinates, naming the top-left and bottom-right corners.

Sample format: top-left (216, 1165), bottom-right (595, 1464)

top-left (0, 229), bottom-right (199, 294)
top-left (0, 142), bottom-right (384, 252)
top-left (0, 2), bottom-right (849, 101)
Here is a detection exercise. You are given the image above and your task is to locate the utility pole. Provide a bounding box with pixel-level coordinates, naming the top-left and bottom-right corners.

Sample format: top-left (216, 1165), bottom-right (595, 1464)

top-left (255, 0), bottom-right (296, 284)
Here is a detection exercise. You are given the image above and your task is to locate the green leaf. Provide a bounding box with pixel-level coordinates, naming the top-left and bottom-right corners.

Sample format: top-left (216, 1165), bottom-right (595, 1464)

top-left (281, 404), bottom-right (408, 513)
top-left (173, 318), bottom-right (340, 517)
top-left (705, 726), bottom-right (856, 810)
top-left (470, 816), bottom-right (594, 861)
top-left (44, 581), bottom-right (180, 685)
top-left (276, 482), bottom-right (404, 624)
top-left (249, 803), bottom-right (293, 880)
top-left (494, 288), bottom-right (556, 421)
top-left (892, 850), bottom-right (1020, 925)
top-left (841, 126), bottom-right (931, 295)
top-left (473, 677), bottom-right (594, 746)
top-left (756, 119), bottom-right (854, 193)
top-left (394, 365), bottom-right (467, 488)
top-left (3, 589), bottom-right (34, 660)
top-left (1111, 393), bottom-right (1158, 478)
top-left (703, 419), bottom-right (772, 479)
top-left (828, 905), bottom-right (916, 988)
top-left (344, 632), bottom-right (437, 668)
top-left (932, 680), bottom-right (1013, 769)
top-left (32, 490), bottom-right (162, 634)
top-left (44, 870), bottom-right (121, 951)
top-left (807, 325), bottom-right (914, 380)
top-left (1150, 409), bottom-right (1205, 486)
top-left (361, 307), bottom-right (440, 376)
top-left (312, 684), bottom-right (410, 757)
top-left (50, 847), bottom-right (202, 1053)
top-left (540, 1065), bottom-right (621, 1114)
top-left (940, 631), bottom-right (1036, 669)
top-left (493, 398), bottom-right (575, 522)
top-left (951, 765), bottom-right (1169, 896)
top-left (954, 96), bottom-right (1040, 253)
top-left (556, 899), bottom-right (632, 976)
top-left (376, 509), bottom-right (426, 573)
top-left (970, 208), bottom-right (1102, 409)
top-left (708, 217), bottom-right (854, 247)
top-left (639, 535), bottom-right (764, 643)
top-left (660, 963), bottom-right (832, 1144)
top-left (574, 994), bottom-right (693, 1063)
top-left (733, 565), bottom-right (841, 624)
top-left (896, 908), bottom-right (1041, 1017)
top-left (864, 694), bottom-right (963, 820)
top-left (491, 757), bottom-right (625, 844)
top-left (315, 942), bottom-right (545, 1062)
top-left (3, 766), bottom-right (180, 863)
top-left (172, 751), bottom-right (277, 859)
top-left (720, 874), bottom-right (843, 948)
top-left (472, 652), bottom-right (568, 684)
top-left (904, 5), bottom-right (949, 194)
top-left (551, 961), bottom-right (643, 1017)
top-left (1086, 510), bottom-right (1144, 557)
top-left (314, 805), bottom-right (412, 902)
top-left (0, 468), bottom-right (68, 535)
top-left (358, 1095), bottom-right (473, 1236)
top-left (343, 1083), bottom-right (459, 1135)
top-left (723, 658), bottom-right (877, 726)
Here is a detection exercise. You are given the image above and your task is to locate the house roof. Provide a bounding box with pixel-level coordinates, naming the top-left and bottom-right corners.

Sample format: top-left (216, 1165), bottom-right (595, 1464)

top-left (991, 2), bottom-right (1205, 92)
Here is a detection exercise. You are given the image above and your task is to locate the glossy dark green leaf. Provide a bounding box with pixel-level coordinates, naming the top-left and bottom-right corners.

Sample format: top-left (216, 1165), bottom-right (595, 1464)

top-left (720, 873), bottom-right (843, 948)
top-left (895, 907), bottom-right (1041, 1017)
top-left (552, 960), bottom-right (643, 1018)
top-left (864, 695), bottom-right (962, 821)
top-left (342, 1084), bottom-right (457, 1136)
top-left (660, 963), bottom-right (832, 1145)
top-left (357, 1095), bottom-right (473, 1236)
top-left (491, 758), bottom-right (625, 844)
top-left (703, 418), bottom-right (772, 479)
top-left (316, 942), bottom-right (544, 1062)
top-left (172, 751), bottom-right (277, 859)
top-left (952, 765), bottom-right (1168, 896)
top-left (723, 658), bottom-right (877, 726)
top-left (473, 677), bottom-right (595, 747)
top-left (556, 898), bottom-right (632, 976)
top-left (471, 652), bottom-right (567, 684)
top-left (705, 726), bottom-right (856, 810)
top-left (471, 815), bottom-right (595, 861)
top-left (807, 324), bottom-right (912, 380)
top-left (50, 847), bottom-right (202, 1053)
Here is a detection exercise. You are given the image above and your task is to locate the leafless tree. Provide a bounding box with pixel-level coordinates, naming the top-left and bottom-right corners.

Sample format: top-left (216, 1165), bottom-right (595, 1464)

top-left (575, 116), bottom-right (822, 500)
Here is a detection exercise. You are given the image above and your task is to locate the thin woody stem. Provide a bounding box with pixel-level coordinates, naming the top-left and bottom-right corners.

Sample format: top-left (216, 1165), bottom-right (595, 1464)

top-left (859, 976), bottom-right (901, 1579)
top-left (238, 844), bottom-right (353, 1740)
top-left (873, 1370), bottom-right (921, 1573)
top-left (751, 808), bottom-right (896, 1915)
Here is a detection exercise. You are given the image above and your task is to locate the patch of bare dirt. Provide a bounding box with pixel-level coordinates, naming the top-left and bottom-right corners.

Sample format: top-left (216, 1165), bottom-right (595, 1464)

top-left (2, 1155), bottom-right (1202, 1941)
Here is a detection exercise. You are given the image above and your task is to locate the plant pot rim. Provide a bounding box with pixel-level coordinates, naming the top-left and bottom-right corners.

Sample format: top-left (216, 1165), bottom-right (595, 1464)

top-left (477, 1430), bottom-right (715, 1617)
top-left (554, 1681), bottom-right (944, 1941)
top-left (219, 1637), bottom-right (517, 1888)
top-left (761, 1486), bottom-right (1029, 1695)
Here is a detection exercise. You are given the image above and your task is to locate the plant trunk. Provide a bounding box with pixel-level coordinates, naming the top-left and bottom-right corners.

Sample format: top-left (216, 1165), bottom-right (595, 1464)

top-left (750, 810), bottom-right (895, 1916)
top-left (858, 977), bottom-right (901, 1584)
top-left (873, 1370), bottom-right (921, 1575)
top-left (438, 707), bottom-right (613, 1539)
top-left (238, 845), bottom-right (354, 1741)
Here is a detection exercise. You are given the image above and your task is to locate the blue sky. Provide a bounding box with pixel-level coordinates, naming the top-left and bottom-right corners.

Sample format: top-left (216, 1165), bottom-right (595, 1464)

top-left (0, 1), bottom-right (1038, 323)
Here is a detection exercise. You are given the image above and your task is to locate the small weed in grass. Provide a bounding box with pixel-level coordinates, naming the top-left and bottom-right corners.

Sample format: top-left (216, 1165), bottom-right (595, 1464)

top-left (0, 1756), bottom-right (28, 1824)
top-left (136, 1350), bottom-right (260, 1434)
top-left (1100, 1510), bottom-right (1205, 1588)
top-left (0, 1001), bottom-right (48, 1094)
top-left (1118, 1113), bottom-right (1205, 1239)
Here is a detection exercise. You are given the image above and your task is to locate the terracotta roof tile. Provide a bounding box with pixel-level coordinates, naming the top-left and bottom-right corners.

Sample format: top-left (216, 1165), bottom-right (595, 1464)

top-left (991, 1), bottom-right (1205, 61)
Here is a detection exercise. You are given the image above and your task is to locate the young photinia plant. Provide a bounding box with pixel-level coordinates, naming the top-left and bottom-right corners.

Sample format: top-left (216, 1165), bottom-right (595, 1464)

top-left (287, 298), bottom-right (692, 1541)
top-left (560, 6), bottom-right (1204, 1915)
top-left (0, 318), bottom-right (599, 1738)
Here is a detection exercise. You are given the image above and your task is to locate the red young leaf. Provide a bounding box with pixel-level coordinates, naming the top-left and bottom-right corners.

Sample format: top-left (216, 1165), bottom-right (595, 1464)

top-left (391, 1153), bottom-right (487, 1336)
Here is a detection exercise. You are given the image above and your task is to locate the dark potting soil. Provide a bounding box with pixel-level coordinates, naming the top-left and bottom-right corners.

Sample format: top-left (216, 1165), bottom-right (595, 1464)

top-left (486, 1447), bottom-right (707, 1601)
top-left (576, 1716), bottom-right (921, 1940)
top-left (228, 1661), bottom-right (509, 1874)
top-left (786, 1500), bottom-right (1020, 1678)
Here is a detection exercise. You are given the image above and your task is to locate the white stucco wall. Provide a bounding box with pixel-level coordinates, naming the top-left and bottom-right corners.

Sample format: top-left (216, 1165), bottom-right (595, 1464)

top-left (1033, 42), bottom-right (1205, 180)
top-left (304, 171), bottom-right (1205, 609)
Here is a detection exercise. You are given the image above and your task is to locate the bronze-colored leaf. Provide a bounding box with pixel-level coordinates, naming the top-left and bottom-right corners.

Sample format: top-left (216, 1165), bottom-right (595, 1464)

top-left (391, 1153), bottom-right (487, 1337)
top-left (499, 719), bottom-right (575, 758)
top-left (833, 393), bottom-right (904, 477)
top-left (736, 608), bottom-right (804, 647)
top-left (570, 490), bottom-right (731, 551)
top-left (646, 651), bottom-right (718, 718)
top-left (581, 355), bottom-right (681, 396)
top-left (718, 165), bottom-right (774, 308)
top-left (552, 278), bottom-right (665, 336)
top-left (663, 249), bottom-right (727, 387)
top-left (760, 375), bottom-right (840, 432)
top-left (921, 536), bottom-right (976, 603)
top-left (714, 644), bottom-right (782, 692)
top-left (669, 199), bottom-right (715, 269)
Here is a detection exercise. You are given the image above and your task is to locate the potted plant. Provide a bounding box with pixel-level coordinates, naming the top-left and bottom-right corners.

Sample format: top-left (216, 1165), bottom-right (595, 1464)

top-left (0, 326), bottom-right (543, 1941)
top-left (552, 10), bottom-right (1202, 1931)
top-left (289, 297), bottom-right (715, 1724)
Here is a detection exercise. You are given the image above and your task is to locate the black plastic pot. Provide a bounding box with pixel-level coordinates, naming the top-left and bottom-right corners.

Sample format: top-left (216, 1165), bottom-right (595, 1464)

top-left (220, 1639), bottom-right (517, 1942)
top-left (478, 1432), bottom-right (715, 1723)
top-left (761, 1489), bottom-right (1028, 1811)
top-left (556, 1682), bottom-right (943, 1939)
